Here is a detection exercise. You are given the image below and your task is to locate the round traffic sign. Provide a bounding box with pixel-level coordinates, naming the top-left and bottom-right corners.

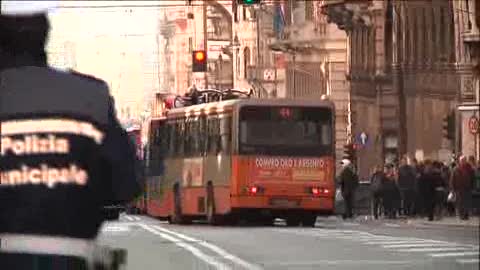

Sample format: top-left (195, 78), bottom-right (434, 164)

top-left (468, 116), bottom-right (479, 135)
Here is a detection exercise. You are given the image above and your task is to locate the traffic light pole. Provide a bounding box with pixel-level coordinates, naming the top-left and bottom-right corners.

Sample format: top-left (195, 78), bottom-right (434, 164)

top-left (203, 0), bottom-right (208, 88)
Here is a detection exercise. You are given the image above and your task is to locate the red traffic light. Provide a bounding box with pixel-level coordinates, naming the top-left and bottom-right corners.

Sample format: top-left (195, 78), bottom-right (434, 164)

top-left (192, 50), bottom-right (207, 72)
top-left (194, 51), bottom-right (205, 62)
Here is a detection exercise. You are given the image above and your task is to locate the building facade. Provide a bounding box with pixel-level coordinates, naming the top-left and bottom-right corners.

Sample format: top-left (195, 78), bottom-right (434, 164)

top-left (158, 1), bottom-right (233, 95)
top-left (322, 0), bottom-right (461, 177)
top-left (453, 0), bottom-right (480, 160)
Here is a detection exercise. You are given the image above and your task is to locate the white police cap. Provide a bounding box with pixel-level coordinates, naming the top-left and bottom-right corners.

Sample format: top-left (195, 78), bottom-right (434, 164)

top-left (1, 0), bottom-right (58, 16)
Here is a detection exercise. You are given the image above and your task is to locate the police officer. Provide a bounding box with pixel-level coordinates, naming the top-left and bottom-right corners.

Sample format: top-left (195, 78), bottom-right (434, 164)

top-left (0, 1), bottom-right (142, 269)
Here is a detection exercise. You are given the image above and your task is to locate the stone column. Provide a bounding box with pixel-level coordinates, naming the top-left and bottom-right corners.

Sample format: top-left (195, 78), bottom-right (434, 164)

top-left (444, 5), bottom-right (453, 63)
top-left (408, 7), bottom-right (415, 66)
top-left (468, 0), bottom-right (479, 33)
top-left (425, 6), bottom-right (434, 67)
top-left (401, 3), bottom-right (408, 66)
top-left (417, 7), bottom-right (424, 66)
top-left (434, 5), bottom-right (442, 64)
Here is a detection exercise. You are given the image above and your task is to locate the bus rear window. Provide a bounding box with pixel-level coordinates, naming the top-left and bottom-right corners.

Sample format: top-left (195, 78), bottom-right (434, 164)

top-left (239, 106), bottom-right (333, 156)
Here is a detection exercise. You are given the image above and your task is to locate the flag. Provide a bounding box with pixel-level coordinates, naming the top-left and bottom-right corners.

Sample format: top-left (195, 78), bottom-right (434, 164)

top-left (273, 2), bottom-right (285, 40)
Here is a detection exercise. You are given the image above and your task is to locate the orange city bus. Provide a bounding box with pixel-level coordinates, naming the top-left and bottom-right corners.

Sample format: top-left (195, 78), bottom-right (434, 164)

top-left (144, 98), bottom-right (336, 226)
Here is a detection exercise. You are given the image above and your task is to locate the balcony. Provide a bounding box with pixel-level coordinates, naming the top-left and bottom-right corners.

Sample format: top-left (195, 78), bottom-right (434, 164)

top-left (207, 30), bottom-right (231, 42)
top-left (320, 0), bottom-right (372, 31)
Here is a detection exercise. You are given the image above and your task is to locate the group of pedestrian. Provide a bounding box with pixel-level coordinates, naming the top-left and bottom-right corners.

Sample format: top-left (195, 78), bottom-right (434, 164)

top-left (368, 155), bottom-right (479, 221)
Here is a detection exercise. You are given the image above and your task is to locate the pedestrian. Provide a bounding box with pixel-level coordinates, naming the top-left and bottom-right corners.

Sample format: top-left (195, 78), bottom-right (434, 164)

top-left (432, 161), bottom-right (446, 220)
top-left (338, 159), bottom-right (359, 220)
top-left (382, 164), bottom-right (400, 219)
top-left (0, 2), bottom-right (142, 269)
top-left (450, 156), bottom-right (475, 220)
top-left (419, 160), bottom-right (438, 221)
top-left (370, 165), bottom-right (385, 219)
top-left (414, 161), bottom-right (426, 217)
top-left (397, 156), bottom-right (416, 216)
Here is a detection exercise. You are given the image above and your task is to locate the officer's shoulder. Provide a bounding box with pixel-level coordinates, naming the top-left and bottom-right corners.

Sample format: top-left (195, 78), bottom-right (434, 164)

top-left (67, 69), bottom-right (108, 87)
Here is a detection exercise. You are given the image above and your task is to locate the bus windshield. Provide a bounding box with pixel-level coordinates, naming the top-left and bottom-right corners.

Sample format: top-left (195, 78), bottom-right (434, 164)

top-left (239, 106), bottom-right (333, 156)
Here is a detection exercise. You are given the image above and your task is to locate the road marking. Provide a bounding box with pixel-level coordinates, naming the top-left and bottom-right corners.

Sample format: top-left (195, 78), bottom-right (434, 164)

top-left (457, 258), bottom-right (480, 264)
top-left (138, 224), bottom-right (232, 270)
top-left (123, 215), bottom-right (134, 221)
top-left (399, 247), bottom-right (472, 252)
top-left (121, 215), bottom-right (142, 222)
top-left (430, 251), bottom-right (480, 258)
top-left (101, 224), bottom-right (131, 233)
top-left (385, 223), bottom-right (401, 228)
top-left (152, 225), bottom-right (263, 270)
top-left (258, 260), bottom-right (416, 266)
top-left (383, 243), bottom-right (455, 248)
top-left (365, 240), bottom-right (430, 245)
top-left (343, 222), bottom-right (360, 226)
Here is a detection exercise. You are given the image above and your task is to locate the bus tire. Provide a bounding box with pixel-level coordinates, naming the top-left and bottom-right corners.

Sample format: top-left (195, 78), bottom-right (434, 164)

top-left (206, 183), bottom-right (222, 225)
top-left (301, 214), bottom-right (317, 227)
top-left (286, 216), bottom-right (301, 227)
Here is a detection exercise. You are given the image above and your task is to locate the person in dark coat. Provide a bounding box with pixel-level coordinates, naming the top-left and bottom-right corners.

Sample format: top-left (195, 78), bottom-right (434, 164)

top-left (382, 164), bottom-right (400, 219)
top-left (338, 159), bottom-right (359, 219)
top-left (423, 161), bottom-right (444, 221)
top-left (397, 157), bottom-right (416, 216)
top-left (370, 165), bottom-right (386, 219)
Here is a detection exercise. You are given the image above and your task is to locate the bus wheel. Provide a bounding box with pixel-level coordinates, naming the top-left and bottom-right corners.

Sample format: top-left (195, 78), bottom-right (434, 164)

top-left (260, 217), bottom-right (274, 226)
top-left (301, 214), bottom-right (317, 227)
top-left (286, 216), bottom-right (301, 227)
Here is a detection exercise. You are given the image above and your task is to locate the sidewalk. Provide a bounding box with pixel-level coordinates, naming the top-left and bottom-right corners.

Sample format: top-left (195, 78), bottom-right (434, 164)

top-left (403, 216), bottom-right (480, 228)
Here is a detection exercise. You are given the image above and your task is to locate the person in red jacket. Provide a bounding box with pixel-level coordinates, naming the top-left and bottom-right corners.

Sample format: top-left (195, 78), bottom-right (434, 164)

top-left (449, 156), bottom-right (475, 220)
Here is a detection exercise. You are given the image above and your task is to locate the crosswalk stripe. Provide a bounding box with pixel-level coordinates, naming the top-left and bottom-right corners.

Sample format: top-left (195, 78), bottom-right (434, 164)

top-left (365, 240), bottom-right (429, 245)
top-left (456, 258), bottom-right (480, 264)
top-left (399, 247), bottom-right (472, 252)
top-left (277, 227), bottom-right (478, 262)
top-left (430, 251), bottom-right (479, 258)
top-left (382, 243), bottom-right (455, 248)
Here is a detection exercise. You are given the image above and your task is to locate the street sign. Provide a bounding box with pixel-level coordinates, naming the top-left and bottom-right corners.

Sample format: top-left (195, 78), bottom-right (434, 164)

top-left (264, 69), bottom-right (275, 81)
top-left (468, 116), bottom-right (479, 135)
top-left (356, 132), bottom-right (369, 147)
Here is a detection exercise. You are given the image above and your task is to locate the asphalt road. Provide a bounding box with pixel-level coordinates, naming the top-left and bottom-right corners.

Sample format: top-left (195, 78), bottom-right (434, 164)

top-left (97, 214), bottom-right (479, 270)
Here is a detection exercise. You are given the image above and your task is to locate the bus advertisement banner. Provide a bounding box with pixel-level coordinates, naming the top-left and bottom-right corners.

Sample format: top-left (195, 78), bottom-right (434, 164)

top-left (250, 156), bottom-right (333, 182)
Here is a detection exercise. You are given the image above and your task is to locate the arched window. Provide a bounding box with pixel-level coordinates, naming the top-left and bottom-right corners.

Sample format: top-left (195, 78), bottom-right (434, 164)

top-left (243, 47), bottom-right (250, 79)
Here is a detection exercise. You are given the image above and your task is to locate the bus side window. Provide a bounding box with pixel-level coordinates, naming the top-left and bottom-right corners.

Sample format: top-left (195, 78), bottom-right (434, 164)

top-left (176, 119), bottom-right (185, 157)
top-left (208, 117), bottom-right (219, 154)
top-left (184, 119), bottom-right (191, 156)
top-left (199, 115), bottom-right (208, 156)
top-left (169, 121), bottom-right (177, 157)
top-left (220, 116), bottom-right (232, 154)
top-left (192, 118), bottom-right (200, 156)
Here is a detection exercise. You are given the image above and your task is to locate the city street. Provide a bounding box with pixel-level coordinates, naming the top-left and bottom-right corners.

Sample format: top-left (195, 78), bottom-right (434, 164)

top-left (98, 214), bottom-right (479, 270)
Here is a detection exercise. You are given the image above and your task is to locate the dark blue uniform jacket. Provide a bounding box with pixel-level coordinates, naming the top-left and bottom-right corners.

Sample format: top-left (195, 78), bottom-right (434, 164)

top-left (0, 62), bottom-right (142, 239)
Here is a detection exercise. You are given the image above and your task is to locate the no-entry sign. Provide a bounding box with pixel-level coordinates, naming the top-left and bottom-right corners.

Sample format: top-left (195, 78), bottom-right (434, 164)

top-left (468, 116), bottom-right (479, 135)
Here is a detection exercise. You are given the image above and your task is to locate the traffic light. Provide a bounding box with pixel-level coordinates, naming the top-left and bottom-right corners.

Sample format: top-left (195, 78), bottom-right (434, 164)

top-left (442, 113), bottom-right (455, 141)
top-left (237, 0), bottom-right (261, 5)
top-left (192, 50), bottom-right (207, 72)
top-left (343, 143), bottom-right (356, 162)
